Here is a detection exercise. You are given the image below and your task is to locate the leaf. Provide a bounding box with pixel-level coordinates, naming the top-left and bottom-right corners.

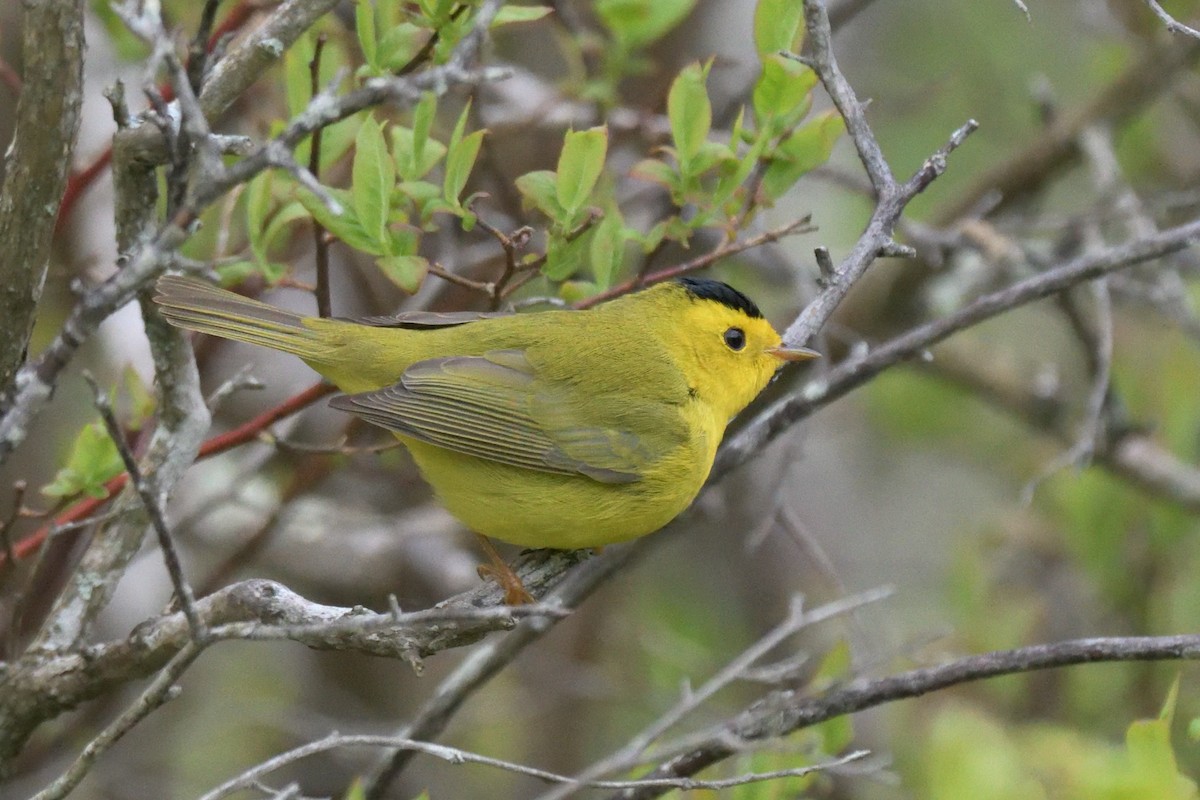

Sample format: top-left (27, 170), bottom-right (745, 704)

top-left (753, 0), bottom-right (804, 58)
top-left (515, 170), bottom-right (565, 220)
top-left (752, 55), bottom-right (817, 134)
top-left (392, 126), bottom-right (446, 182)
top-left (319, 117), bottom-right (363, 171)
top-left (595, 0), bottom-right (697, 49)
top-left (245, 171), bottom-right (274, 263)
top-left (668, 62), bottom-right (712, 168)
top-left (761, 109), bottom-right (844, 200)
top-left (543, 230), bottom-right (591, 280)
top-left (630, 158), bottom-right (678, 191)
top-left (558, 280), bottom-right (600, 304)
top-left (356, 0), bottom-right (379, 72)
top-left (376, 254), bottom-right (429, 293)
top-left (556, 127), bottom-right (608, 220)
top-left (297, 187), bottom-right (387, 255)
top-left (410, 92), bottom-right (438, 173)
top-left (284, 34), bottom-right (315, 120)
top-left (492, 6), bottom-right (553, 26)
top-left (589, 210), bottom-right (626, 289)
top-left (216, 260), bottom-right (257, 286)
top-left (352, 116), bottom-right (395, 246)
top-left (41, 422), bottom-right (123, 500)
top-left (121, 366), bottom-right (156, 429)
top-left (262, 201), bottom-right (310, 254)
top-left (812, 639), bottom-right (851, 689)
top-left (443, 103), bottom-right (485, 206)
top-left (378, 22), bottom-right (423, 72)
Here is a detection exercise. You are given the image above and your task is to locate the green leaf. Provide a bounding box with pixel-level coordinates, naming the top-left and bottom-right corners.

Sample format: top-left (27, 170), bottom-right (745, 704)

top-left (812, 640), bottom-right (851, 689)
top-left (376, 254), bottom-right (429, 293)
top-left (711, 136), bottom-right (766, 211)
top-left (352, 116), bottom-right (395, 245)
top-left (356, 0), bottom-right (379, 72)
top-left (515, 170), bottom-right (566, 220)
top-left (263, 201), bottom-right (310, 255)
top-left (216, 260), bottom-right (258, 286)
top-left (378, 22), bottom-right (424, 72)
top-left (245, 171), bottom-right (275, 263)
top-left (342, 779), bottom-right (366, 800)
top-left (629, 159), bottom-right (678, 192)
top-left (543, 230), bottom-right (591, 280)
top-left (556, 127), bottom-right (608, 220)
top-left (42, 422), bottom-right (123, 500)
top-left (595, 0), bottom-right (697, 49)
top-left (443, 103), bottom-right (485, 206)
top-left (752, 55), bottom-right (817, 133)
top-left (589, 210), bottom-right (626, 289)
top-left (297, 187), bottom-right (387, 255)
top-left (392, 125), bottom-right (446, 182)
top-left (284, 34), bottom-right (315, 120)
top-left (492, 6), bottom-right (553, 26)
top-left (753, 0), bottom-right (804, 58)
top-left (668, 62), bottom-right (712, 168)
top-left (411, 93), bottom-right (437, 171)
top-left (558, 280), bottom-right (600, 304)
top-left (121, 366), bottom-right (156, 429)
top-left (319, 117), bottom-right (363, 171)
top-left (761, 109), bottom-right (844, 200)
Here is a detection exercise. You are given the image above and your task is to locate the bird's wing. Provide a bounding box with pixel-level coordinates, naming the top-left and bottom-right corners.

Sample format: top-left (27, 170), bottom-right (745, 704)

top-left (329, 350), bottom-right (685, 484)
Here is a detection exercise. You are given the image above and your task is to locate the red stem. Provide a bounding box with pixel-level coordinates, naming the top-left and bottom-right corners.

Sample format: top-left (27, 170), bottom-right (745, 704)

top-left (4, 381), bottom-right (334, 564)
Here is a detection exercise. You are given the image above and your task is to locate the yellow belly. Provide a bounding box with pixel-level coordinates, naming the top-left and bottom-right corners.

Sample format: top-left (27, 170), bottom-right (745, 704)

top-left (403, 424), bottom-right (714, 549)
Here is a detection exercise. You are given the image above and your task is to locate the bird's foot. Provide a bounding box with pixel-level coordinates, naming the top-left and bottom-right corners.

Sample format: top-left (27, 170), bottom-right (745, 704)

top-left (476, 563), bottom-right (535, 605)
top-left (474, 533), bottom-right (534, 605)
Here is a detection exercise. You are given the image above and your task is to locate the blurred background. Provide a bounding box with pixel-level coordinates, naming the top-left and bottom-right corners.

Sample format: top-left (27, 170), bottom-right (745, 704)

top-left (4, 0), bottom-right (1200, 797)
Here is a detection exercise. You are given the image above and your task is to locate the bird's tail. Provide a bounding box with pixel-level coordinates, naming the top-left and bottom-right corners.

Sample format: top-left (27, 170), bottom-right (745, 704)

top-left (153, 275), bottom-right (336, 361)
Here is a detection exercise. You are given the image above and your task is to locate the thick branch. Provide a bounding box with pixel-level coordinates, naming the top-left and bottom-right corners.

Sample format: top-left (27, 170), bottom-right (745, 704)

top-left (0, 0), bottom-right (85, 401)
top-left (610, 634), bottom-right (1200, 799)
top-left (0, 574), bottom-right (573, 771)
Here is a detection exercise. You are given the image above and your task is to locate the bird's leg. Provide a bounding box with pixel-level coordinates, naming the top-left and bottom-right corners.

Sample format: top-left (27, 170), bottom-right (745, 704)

top-left (474, 533), bottom-right (534, 605)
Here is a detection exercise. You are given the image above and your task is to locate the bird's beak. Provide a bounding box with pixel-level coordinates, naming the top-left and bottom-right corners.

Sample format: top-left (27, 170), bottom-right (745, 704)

top-left (766, 345), bottom-right (821, 362)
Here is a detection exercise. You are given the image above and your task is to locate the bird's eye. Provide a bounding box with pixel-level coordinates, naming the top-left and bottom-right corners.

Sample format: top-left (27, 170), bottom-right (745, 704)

top-left (723, 327), bottom-right (746, 351)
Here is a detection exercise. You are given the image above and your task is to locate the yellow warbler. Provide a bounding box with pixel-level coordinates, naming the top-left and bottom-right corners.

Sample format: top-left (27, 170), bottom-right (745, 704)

top-left (154, 275), bottom-right (815, 601)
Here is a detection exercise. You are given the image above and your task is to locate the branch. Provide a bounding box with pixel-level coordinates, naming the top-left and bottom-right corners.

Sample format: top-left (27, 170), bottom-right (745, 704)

top-left (0, 0), bottom-right (85, 401)
top-left (0, 575), bottom-right (572, 769)
top-left (535, 589), bottom-right (893, 800)
top-left (1143, 0), bottom-right (1200, 40)
top-left (776, 1), bottom-right (977, 349)
top-left (2, 382), bottom-right (333, 566)
top-left (922, 345), bottom-right (1200, 511)
top-left (607, 634), bottom-right (1200, 799)
top-left (200, 732), bottom-right (867, 800)
top-left (720, 217), bottom-right (1200, 481)
top-left (29, 641), bottom-right (203, 800)
top-left (0, 0), bottom-right (507, 467)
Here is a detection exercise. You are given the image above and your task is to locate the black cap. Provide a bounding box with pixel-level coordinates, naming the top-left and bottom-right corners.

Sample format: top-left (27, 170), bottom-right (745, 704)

top-left (676, 277), bottom-right (763, 319)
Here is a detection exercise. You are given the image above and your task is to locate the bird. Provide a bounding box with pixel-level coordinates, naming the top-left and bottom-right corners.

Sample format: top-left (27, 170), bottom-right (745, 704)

top-left (153, 274), bottom-right (817, 602)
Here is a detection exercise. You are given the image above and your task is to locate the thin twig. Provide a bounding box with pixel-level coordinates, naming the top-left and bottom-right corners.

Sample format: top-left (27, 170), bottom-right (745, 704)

top-left (576, 215), bottom-right (816, 309)
top-left (1144, 0), bottom-right (1200, 39)
top-left (186, 0), bottom-right (223, 95)
top-left (0, 481), bottom-right (25, 577)
top-left (29, 641), bottom-right (205, 800)
top-left (82, 372), bottom-right (204, 641)
top-left (309, 34), bottom-right (332, 317)
top-left (538, 588), bottom-right (893, 800)
top-left (608, 633), bottom-right (1200, 800)
top-left (200, 731), bottom-right (868, 800)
